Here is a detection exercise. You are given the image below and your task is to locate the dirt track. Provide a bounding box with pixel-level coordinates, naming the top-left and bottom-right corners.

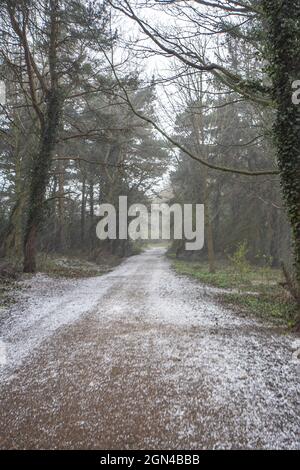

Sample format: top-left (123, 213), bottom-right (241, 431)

top-left (0, 248), bottom-right (299, 449)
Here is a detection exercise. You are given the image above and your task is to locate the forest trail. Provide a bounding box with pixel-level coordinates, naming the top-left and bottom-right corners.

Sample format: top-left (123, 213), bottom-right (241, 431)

top-left (0, 248), bottom-right (299, 449)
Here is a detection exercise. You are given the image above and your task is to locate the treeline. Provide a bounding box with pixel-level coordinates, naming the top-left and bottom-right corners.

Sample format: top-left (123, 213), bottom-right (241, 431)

top-left (0, 0), bottom-right (167, 269)
top-left (169, 41), bottom-right (291, 270)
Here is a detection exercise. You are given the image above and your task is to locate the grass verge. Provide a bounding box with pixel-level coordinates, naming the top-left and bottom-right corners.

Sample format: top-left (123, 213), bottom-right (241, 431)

top-left (0, 278), bottom-right (20, 311)
top-left (36, 253), bottom-right (122, 278)
top-left (171, 257), bottom-right (299, 329)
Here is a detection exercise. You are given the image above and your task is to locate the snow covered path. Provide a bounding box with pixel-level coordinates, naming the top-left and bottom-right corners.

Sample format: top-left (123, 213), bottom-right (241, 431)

top-left (0, 248), bottom-right (299, 449)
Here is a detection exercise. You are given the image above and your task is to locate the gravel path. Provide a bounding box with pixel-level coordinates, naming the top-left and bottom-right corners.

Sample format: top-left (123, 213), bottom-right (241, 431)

top-left (0, 248), bottom-right (299, 449)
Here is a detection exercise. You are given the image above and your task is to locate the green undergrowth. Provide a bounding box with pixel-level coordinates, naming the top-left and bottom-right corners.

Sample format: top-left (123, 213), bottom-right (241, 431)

top-left (171, 257), bottom-right (299, 329)
top-left (36, 253), bottom-right (122, 278)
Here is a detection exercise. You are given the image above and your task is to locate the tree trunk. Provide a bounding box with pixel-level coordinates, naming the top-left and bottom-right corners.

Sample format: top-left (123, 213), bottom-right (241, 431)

top-left (57, 159), bottom-right (65, 252)
top-left (23, 0), bottom-right (61, 272)
top-left (89, 181), bottom-right (95, 250)
top-left (81, 177), bottom-right (86, 246)
top-left (23, 91), bottom-right (62, 272)
top-left (1, 197), bottom-right (24, 260)
top-left (263, 0), bottom-right (300, 303)
top-left (203, 168), bottom-right (216, 273)
top-left (1, 103), bottom-right (27, 261)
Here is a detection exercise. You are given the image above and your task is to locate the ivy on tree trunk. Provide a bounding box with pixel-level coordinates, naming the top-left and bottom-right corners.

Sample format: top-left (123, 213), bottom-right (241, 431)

top-left (23, 90), bottom-right (62, 273)
top-left (263, 0), bottom-right (300, 302)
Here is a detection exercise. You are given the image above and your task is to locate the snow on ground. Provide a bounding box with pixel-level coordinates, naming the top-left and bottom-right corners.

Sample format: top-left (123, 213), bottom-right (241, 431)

top-left (0, 248), bottom-right (299, 449)
top-left (0, 273), bottom-right (113, 382)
